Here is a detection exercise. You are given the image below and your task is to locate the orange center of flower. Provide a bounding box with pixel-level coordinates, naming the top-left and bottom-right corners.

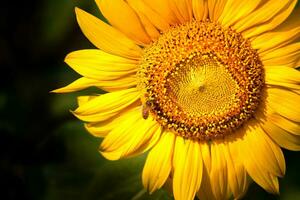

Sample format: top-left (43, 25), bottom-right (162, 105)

top-left (138, 20), bottom-right (264, 140)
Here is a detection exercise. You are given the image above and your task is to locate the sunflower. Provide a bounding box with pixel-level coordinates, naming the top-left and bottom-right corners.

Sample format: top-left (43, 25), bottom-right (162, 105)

top-left (54, 0), bottom-right (300, 199)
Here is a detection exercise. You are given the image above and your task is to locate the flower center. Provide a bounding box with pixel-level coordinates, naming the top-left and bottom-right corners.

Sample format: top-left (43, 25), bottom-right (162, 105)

top-left (138, 20), bottom-right (264, 140)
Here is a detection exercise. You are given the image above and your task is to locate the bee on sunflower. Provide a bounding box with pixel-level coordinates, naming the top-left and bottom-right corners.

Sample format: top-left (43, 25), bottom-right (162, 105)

top-left (54, 0), bottom-right (300, 199)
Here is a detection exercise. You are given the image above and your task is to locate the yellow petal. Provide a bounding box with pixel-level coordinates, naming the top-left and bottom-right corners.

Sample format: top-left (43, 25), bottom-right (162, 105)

top-left (197, 142), bottom-right (215, 200)
top-left (130, 11), bottom-right (160, 41)
top-left (265, 66), bottom-right (300, 90)
top-left (266, 134), bottom-right (286, 177)
top-left (77, 96), bottom-right (97, 107)
top-left (75, 7), bottom-right (142, 59)
top-left (261, 42), bottom-right (300, 62)
top-left (99, 107), bottom-right (140, 150)
top-left (53, 76), bottom-right (136, 93)
top-left (173, 137), bottom-right (203, 200)
top-left (223, 140), bottom-right (249, 199)
top-left (51, 78), bottom-right (99, 93)
top-left (73, 88), bottom-right (139, 122)
top-left (245, 121), bottom-right (285, 177)
top-left (268, 114), bottom-right (300, 136)
top-left (168, 0), bottom-right (193, 23)
top-left (234, 0), bottom-right (295, 34)
top-left (85, 122), bottom-right (112, 138)
top-left (96, 0), bottom-right (151, 45)
top-left (192, 0), bottom-right (206, 21)
top-left (256, 111), bottom-right (300, 151)
top-left (64, 49), bottom-right (138, 81)
top-left (207, 0), bottom-right (216, 20)
top-left (210, 141), bottom-right (228, 200)
top-left (200, 142), bottom-right (211, 171)
top-left (274, 5), bottom-right (300, 31)
top-left (212, 0), bottom-right (227, 21)
top-left (84, 106), bottom-right (136, 138)
top-left (252, 27), bottom-right (300, 54)
top-left (142, 131), bottom-right (175, 193)
top-left (197, 168), bottom-right (216, 200)
top-left (100, 113), bottom-right (160, 160)
top-left (219, 0), bottom-right (260, 26)
top-left (127, 0), bottom-right (170, 31)
top-left (243, 0), bottom-right (297, 38)
top-left (143, 0), bottom-right (179, 25)
top-left (98, 76), bottom-right (137, 92)
top-left (202, 0), bottom-right (209, 21)
top-left (238, 123), bottom-right (280, 194)
top-left (133, 126), bottom-right (162, 156)
top-left (267, 87), bottom-right (300, 122)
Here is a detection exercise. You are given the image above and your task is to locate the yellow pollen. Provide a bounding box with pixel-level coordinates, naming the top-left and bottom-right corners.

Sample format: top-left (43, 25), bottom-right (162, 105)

top-left (137, 20), bottom-right (264, 141)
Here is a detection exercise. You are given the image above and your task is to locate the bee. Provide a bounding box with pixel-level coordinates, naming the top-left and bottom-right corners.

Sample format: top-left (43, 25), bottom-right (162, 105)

top-left (142, 100), bottom-right (153, 119)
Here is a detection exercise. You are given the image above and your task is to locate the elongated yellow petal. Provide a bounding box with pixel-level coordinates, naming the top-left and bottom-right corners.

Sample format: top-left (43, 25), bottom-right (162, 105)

top-left (234, 0), bottom-right (294, 33)
top-left (210, 142), bottom-right (228, 200)
top-left (219, 0), bottom-right (260, 27)
top-left (274, 5), bottom-right (300, 31)
top-left (73, 88), bottom-right (139, 122)
top-left (99, 76), bottom-right (137, 92)
top-left (142, 131), bottom-right (175, 193)
top-left (261, 42), bottom-right (300, 61)
top-left (192, 0), bottom-right (205, 21)
top-left (245, 121), bottom-right (285, 177)
top-left (256, 110), bottom-right (300, 151)
top-left (265, 66), bottom-right (300, 90)
top-left (98, 107), bottom-right (138, 149)
top-left (207, 0), bottom-right (216, 21)
top-left (268, 114), bottom-right (300, 136)
top-left (243, 0), bottom-right (297, 38)
top-left (52, 78), bottom-right (99, 93)
top-left (133, 126), bottom-right (162, 156)
top-left (224, 140), bottom-right (249, 199)
top-left (127, 10), bottom-right (160, 41)
top-left (100, 114), bottom-right (160, 160)
top-left (143, 0), bottom-right (179, 25)
top-left (168, 0), bottom-right (193, 23)
top-left (77, 96), bottom-right (97, 107)
top-left (212, 0), bottom-right (227, 21)
top-left (263, 42), bottom-right (300, 68)
top-left (197, 170), bottom-right (215, 200)
top-left (244, 0), bottom-right (297, 38)
top-left (202, 0), bottom-right (209, 20)
top-left (252, 27), bottom-right (300, 53)
top-left (264, 60), bottom-right (299, 69)
top-left (238, 123), bottom-right (280, 194)
top-left (197, 143), bottom-right (215, 200)
top-left (127, 0), bottom-right (170, 31)
top-left (173, 137), bottom-right (203, 200)
top-left (267, 87), bottom-right (300, 122)
top-left (85, 122), bottom-right (111, 138)
top-left (266, 134), bottom-right (286, 177)
top-left (53, 75), bottom-right (137, 93)
top-left (75, 7), bottom-right (142, 59)
top-left (65, 49), bottom-right (137, 81)
top-left (96, 0), bottom-right (151, 45)
top-left (84, 105), bottom-right (137, 137)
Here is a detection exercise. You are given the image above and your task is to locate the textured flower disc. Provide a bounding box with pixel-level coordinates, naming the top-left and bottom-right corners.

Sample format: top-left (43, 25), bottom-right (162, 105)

top-left (138, 20), bottom-right (264, 140)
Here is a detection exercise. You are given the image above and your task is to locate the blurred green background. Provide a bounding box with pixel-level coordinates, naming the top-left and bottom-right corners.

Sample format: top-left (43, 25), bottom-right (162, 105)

top-left (1, 0), bottom-right (300, 199)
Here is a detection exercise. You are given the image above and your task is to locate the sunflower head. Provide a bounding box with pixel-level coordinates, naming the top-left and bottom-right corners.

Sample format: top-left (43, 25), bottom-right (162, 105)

top-left (54, 0), bottom-right (300, 199)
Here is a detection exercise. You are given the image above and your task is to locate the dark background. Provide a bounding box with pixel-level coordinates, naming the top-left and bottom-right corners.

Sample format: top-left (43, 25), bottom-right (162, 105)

top-left (1, 0), bottom-right (300, 199)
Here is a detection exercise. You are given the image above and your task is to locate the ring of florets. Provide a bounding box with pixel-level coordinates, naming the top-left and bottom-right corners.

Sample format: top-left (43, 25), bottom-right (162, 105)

top-left (137, 20), bottom-right (264, 140)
